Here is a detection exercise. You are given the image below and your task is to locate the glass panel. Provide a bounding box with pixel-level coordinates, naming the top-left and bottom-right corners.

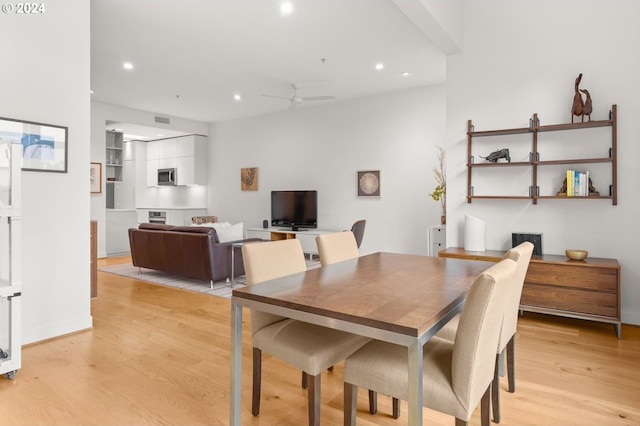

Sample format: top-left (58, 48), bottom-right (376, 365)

top-left (0, 139), bottom-right (12, 208)
top-left (0, 297), bottom-right (9, 360)
top-left (0, 217), bottom-right (9, 288)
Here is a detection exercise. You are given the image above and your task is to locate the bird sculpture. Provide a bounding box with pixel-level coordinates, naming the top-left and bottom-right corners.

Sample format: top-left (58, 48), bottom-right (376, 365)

top-left (571, 73), bottom-right (584, 123)
top-left (580, 89), bottom-right (592, 121)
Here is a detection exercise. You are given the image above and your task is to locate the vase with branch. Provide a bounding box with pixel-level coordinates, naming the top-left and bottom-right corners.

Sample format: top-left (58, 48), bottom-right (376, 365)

top-left (430, 145), bottom-right (446, 225)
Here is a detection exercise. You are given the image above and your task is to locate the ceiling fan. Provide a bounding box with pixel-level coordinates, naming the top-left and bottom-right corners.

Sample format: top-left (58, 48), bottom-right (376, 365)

top-left (262, 84), bottom-right (336, 107)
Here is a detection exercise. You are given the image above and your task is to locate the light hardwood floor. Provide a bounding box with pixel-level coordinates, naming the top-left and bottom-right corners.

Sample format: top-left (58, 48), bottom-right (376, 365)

top-left (1, 255), bottom-right (639, 425)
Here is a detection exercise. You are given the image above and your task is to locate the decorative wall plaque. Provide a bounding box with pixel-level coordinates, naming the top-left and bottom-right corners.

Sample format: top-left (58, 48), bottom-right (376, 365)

top-left (241, 167), bottom-right (258, 191)
top-left (357, 170), bottom-right (380, 197)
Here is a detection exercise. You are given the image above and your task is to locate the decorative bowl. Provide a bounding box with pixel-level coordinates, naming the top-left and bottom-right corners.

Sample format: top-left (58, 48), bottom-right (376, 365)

top-left (566, 249), bottom-right (588, 261)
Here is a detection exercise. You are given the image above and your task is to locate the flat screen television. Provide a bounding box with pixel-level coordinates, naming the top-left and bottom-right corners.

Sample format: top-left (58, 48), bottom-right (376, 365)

top-left (271, 190), bottom-right (318, 230)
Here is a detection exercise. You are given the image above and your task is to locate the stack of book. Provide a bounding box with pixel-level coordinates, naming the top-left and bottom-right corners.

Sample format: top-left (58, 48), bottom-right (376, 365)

top-left (566, 170), bottom-right (589, 196)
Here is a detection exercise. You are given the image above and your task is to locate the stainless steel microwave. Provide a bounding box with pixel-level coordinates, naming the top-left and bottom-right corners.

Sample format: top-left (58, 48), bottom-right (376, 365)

top-left (157, 168), bottom-right (177, 186)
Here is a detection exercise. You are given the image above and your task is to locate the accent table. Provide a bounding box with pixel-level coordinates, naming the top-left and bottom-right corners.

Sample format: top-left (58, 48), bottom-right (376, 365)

top-left (229, 252), bottom-right (495, 425)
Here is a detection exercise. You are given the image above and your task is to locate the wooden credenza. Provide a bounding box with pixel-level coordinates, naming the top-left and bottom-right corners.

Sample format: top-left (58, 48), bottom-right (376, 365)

top-left (438, 247), bottom-right (621, 338)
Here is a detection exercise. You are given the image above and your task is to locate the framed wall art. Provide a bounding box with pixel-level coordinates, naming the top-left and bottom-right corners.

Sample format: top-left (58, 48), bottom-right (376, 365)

top-left (0, 116), bottom-right (68, 173)
top-left (357, 170), bottom-right (381, 197)
top-left (90, 162), bottom-right (102, 194)
top-left (241, 167), bottom-right (259, 191)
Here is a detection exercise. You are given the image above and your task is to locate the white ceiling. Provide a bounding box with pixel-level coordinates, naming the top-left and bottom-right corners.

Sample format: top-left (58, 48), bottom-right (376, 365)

top-left (90, 0), bottom-right (448, 125)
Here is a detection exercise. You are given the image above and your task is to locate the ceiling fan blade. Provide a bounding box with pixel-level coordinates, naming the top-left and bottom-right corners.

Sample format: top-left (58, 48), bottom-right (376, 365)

top-left (262, 94), bottom-right (292, 101)
top-left (300, 96), bottom-right (336, 102)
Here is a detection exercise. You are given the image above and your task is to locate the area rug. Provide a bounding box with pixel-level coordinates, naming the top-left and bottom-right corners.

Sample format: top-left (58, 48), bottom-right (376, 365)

top-left (99, 259), bottom-right (321, 299)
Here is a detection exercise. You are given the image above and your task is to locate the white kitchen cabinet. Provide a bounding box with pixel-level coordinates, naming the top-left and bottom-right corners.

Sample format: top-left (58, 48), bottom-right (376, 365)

top-left (106, 210), bottom-right (137, 255)
top-left (175, 156), bottom-right (195, 185)
top-left (159, 138), bottom-right (176, 159)
top-left (146, 141), bottom-right (159, 160)
top-left (146, 135), bottom-right (207, 186)
top-left (177, 135), bottom-right (207, 185)
top-left (146, 159), bottom-right (159, 186)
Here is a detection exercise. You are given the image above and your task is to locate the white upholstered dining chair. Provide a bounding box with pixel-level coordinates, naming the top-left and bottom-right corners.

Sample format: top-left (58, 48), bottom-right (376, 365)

top-left (316, 231), bottom-right (398, 416)
top-left (316, 231), bottom-right (360, 267)
top-left (435, 241), bottom-right (534, 422)
top-left (369, 242), bottom-right (535, 421)
top-left (242, 239), bottom-right (370, 426)
top-left (343, 258), bottom-right (518, 426)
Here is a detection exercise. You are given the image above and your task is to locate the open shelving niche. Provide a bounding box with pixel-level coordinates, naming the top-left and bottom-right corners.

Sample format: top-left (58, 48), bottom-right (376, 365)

top-left (105, 130), bottom-right (123, 183)
top-left (467, 104), bottom-right (617, 205)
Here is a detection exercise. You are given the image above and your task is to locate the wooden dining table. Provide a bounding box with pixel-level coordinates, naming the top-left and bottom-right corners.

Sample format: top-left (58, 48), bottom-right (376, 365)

top-left (229, 252), bottom-right (494, 426)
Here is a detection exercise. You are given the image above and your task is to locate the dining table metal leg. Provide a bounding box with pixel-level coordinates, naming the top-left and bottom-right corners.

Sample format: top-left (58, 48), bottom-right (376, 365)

top-left (407, 340), bottom-right (423, 426)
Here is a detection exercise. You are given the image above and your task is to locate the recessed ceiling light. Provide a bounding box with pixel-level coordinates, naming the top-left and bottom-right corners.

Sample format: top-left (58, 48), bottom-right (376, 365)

top-left (280, 1), bottom-right (293, 15)
top-left (233, 94), bottom-right (242, 101)
top-left (375, 63), bottom-right (384, 70)
top-left (401, 72), bottom-right (411, 76)
top-left (123, 62), bottom-right (134, 70)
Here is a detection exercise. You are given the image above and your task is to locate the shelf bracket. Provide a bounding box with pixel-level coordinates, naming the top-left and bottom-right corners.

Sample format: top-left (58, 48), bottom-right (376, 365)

top-left (528, 186), bottom-right (540, 197)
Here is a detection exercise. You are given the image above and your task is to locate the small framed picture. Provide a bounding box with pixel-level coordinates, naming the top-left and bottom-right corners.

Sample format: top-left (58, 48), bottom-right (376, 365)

top-left (357, 170), bottom-right (381, 197)
top-left (241, 167), bottom-right (259, 191)
top-left (90, 162), bottom-right (102, 193)
top-left (0, 116), bottom-right (68, 173)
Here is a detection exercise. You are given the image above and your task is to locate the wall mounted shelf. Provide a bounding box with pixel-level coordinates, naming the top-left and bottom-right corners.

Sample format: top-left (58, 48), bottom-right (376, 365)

top-left (467, 104), bottom-right (617, 205)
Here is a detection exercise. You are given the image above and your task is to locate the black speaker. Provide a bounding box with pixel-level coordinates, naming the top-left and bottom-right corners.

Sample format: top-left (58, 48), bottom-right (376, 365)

top-left (512, 232), bottom-right (542, 256)
top-left (263, 219), bottom-right (268, 229)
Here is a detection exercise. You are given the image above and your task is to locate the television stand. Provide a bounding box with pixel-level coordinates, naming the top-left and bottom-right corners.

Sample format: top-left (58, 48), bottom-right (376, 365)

top-left (246, 227), bottom-right (336, 259)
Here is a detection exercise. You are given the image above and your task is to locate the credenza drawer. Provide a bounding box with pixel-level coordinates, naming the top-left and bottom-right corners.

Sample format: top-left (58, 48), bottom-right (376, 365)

top-left (521, 283), bottom-right (618, 318)
top-left (526, 263), bottom-right (618, 292)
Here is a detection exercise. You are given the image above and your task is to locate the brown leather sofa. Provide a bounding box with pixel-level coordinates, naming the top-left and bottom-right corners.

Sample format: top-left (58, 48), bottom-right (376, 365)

top-left (128, 223), bottom-right (262, 285)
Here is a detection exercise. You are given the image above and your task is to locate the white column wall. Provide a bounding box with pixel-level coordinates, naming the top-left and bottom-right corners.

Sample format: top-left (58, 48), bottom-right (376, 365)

top-left (208, 85), bottom-right (446, 255)
top-left (0, 0), bottom-right (92, 343)
top-left (447, 0), bottom-right (640, 324)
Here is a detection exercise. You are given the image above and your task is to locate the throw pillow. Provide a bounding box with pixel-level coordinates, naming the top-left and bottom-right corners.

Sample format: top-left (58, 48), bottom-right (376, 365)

top-left (213, 222), bottom-right (244, 243)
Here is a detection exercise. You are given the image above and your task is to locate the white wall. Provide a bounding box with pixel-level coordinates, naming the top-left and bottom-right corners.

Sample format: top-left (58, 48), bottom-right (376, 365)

top-left (208, 85), bottom-right (446, 255)
top-left (91, 102), bottom-right (209, 257)
top-left (0, 0), bottom-right (92, 343)
top-left (447, 0), bottom-right (640, 324)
